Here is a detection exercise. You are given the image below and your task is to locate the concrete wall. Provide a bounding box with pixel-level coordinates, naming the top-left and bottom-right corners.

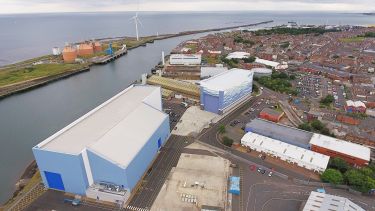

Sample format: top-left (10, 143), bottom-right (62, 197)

top-left (126, 116), bottom-right (170, 190)
top-left (86, 150), bottom-right (128, 188)
top-left (32, 148), bottom-right (89, 195)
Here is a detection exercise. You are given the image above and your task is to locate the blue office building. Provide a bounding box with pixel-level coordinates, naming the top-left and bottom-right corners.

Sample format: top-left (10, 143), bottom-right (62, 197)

top-left (200, 69), bottom-right (253, 114)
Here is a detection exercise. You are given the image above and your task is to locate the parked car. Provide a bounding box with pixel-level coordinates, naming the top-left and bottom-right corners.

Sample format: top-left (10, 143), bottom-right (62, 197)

top-left (249, 165), bottom-right (256, 171)
top-left (268, 171), bottom-right (273, 177)
top-left (257, 167), bottom-right (266, 174)
top-left (230, 163), bottom-right (238, 168)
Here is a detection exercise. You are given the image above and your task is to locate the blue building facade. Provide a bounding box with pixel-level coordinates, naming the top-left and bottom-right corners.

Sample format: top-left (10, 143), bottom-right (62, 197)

top-left (86, 117), bottom-right (170, 192)
top-left (32, 85), bottom-right (170, 197)
top-left (32, 149), bottom-right (89, 194)
top-left (32, 116), bottom-right (169, 195)
top-left (200, 69), bottom-right (253, 114)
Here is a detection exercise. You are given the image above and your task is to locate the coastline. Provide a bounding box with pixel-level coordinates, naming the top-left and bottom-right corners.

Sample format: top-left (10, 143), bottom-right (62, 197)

top-left (1, 20), bottom-right (273, 206)
top-left (0, 20), bottom-right (273, 100)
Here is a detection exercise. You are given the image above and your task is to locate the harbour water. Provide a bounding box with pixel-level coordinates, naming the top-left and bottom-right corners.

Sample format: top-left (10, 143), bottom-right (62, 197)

top-left (1, 11), bottom-right (375, 66)
top-left (0, 11), bottom-right (374, 203)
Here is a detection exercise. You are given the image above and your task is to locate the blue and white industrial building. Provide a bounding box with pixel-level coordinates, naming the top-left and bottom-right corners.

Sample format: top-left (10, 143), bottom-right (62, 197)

top-left (32, 85), bottom-right (170, 203)
top-left (200, 68), bottom-right (253, 114)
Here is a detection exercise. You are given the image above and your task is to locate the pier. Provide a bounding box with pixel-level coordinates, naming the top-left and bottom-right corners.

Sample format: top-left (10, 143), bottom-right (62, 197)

top-left (92, 48), bottom-right (128, 65)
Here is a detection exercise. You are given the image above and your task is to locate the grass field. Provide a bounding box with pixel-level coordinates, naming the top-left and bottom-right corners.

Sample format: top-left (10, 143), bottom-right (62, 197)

top-left (339, 36), bottom-right (365, 43)
top-left (0, 63), bottom-right (86, 87)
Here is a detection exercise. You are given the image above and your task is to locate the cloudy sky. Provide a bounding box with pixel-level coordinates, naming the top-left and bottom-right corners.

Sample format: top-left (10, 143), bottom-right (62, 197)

top-left (0, 0), bottom-right (374, 14)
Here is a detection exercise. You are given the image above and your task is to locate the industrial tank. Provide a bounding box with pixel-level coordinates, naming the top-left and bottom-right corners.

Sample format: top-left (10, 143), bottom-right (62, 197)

top-left (78, 43), bottom-right (94, 56)
top-left (62, 46), bottom-right (77, 63)
top-left (94, 42), bottom-right (102, 52)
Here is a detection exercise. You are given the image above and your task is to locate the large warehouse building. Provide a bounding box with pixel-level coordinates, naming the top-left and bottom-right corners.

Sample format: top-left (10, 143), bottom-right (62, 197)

top-left (169, 54), bottom-right (202, 65)
top-left (32, 85), bottom-right (170, 203)
top-left (200, 69), bottom-right (253, 114)
top-left (245, 118), bottom-right (313, 149)
top-left (241, 132), bottom-right (330, 173)
top-left (303, 191), bottom-right (365, 211)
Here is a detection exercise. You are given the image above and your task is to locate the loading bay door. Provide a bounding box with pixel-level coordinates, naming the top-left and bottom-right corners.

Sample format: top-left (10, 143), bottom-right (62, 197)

top-left (44, 171), bottom-right (65, 191)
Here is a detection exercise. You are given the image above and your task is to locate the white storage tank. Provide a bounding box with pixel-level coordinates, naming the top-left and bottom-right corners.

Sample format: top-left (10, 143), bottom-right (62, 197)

top-left (52, 47), bottom-right (61, 56)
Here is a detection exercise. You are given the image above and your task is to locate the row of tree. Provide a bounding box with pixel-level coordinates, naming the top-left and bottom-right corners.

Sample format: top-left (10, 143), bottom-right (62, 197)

top-left (254, 27), bottom-right (340, 36)
top-left (255, 72), bottom-right (298, 95)
top-left (321, 158), bottom-right (375, 193)
top-left (298, 119), bottom-right (335, 137)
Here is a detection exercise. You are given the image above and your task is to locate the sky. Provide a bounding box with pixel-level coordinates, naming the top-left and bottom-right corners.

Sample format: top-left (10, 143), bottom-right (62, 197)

top-left (0, 0), bottom-right (374, 14)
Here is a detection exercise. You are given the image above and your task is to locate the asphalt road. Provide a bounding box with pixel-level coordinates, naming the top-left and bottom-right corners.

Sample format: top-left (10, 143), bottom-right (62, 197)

top-left (197, 93), bottom-right (312, 181)
top-left (125, 135), bottom-right (194, 210)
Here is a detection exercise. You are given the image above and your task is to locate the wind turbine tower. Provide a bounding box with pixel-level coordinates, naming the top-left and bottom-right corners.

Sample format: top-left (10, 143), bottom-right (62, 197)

top-left (130, 13), bottom-right (142, 41)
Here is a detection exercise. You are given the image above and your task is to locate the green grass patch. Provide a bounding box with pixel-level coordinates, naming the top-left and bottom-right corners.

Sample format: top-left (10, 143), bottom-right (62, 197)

top-left (340, 36), bottom-right (365, 43)
top-left (0, 63), bottom-right (86, 87)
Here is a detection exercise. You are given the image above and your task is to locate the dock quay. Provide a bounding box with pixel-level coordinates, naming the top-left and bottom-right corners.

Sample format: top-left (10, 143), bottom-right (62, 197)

top-left (92, 48), bottom-right (128, 65)
top-left (0, 66), bottom-right (90, 100)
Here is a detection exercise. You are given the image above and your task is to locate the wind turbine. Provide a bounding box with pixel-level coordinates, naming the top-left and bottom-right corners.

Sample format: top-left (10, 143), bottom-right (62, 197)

top-left (130, 1), bottom-right (142, 41)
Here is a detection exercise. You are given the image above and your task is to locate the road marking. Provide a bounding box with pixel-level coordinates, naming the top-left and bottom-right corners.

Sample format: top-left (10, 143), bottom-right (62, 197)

top-left (126, 205), bottom-right (150, 211)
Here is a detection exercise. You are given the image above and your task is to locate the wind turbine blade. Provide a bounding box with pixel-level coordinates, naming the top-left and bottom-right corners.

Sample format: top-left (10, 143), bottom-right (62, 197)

top-left (137, 18), bottom-right (144, 27)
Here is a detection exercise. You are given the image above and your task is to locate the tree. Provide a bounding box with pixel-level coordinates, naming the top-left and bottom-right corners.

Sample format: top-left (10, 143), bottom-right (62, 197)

top-left (289, 74), bottom-right (296, 80)
top-left (320, 95), bottom-right (334, 106)
top-left (222, 136), bottom-right (234, 147)
top-left (242, 56), bottom-right (256, 63)
top-left (252, 84), bottom-right (259, 93)
top-left (329, 157), bottom-right (349, 173)
top-left (321, 169), bottom-right (344, 185)
top-left (311, 120), bottom-right (324, 131)
top-left (218, 124), bottom-right (226, 134)
top-left (298, 123), bottom-right (312, 131)
top-left (345, 169), bottom-right (364, 187)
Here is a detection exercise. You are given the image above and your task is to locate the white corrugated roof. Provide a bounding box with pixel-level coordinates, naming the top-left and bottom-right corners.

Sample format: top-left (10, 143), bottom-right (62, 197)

top-left (241, 132), bottom-right (329, 171)
top-left (226, 52), bottom-right (250, 59)
top-left (200, 68), bottom-right (253, 92)
top-left (37, 85), bottom-right (168, 167)
top-left (303, 191), bottom-right (365, 211)
top-left (346, 100), bottom-right (366, 108)
top-left (255, 58), bottom-right (280, 67)
top-left (309, 134), bottom-right (370, 161)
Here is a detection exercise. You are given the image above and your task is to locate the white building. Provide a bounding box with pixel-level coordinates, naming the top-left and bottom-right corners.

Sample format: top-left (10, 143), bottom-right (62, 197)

top-left (200, 66), bottom-right (228, 79)
top-left (251, 68), bottom-right (272, 78)
top-left (226, 52), bottom-right (250, 59)
top-left (200, 68), bottom-right (253, 114)
top-left (241, 132), bottom-right (329, 173)
top-left (309, 134), bottom-right (371, 166)
top-left (303, 191), bottom-right (365, 211)
top-left (169, 54), bottom-right (202, 65)
top-left (255, 58), bottom-right (289, 70)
